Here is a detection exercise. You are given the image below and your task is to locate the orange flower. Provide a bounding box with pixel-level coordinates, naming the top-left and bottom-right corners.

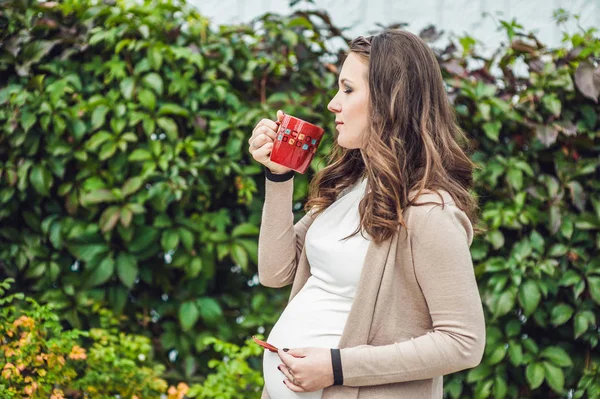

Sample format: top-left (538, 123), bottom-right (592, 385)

top-left (167, 382), bottom-right (189, 399)
top-left (2, 363), bottom-right (19, 379)
top-left (13, 316), bottom-right (35, 329)
top-left (68, 345), bottom-right (87, 360)
top-left (177, 383), bottom-right (189, 393)
top-left (24, 382), bottom-right (39, 395)
top-left (167, 386), bottom-right (178, 399)
top-left (50, 389), bottom-right (65, 399)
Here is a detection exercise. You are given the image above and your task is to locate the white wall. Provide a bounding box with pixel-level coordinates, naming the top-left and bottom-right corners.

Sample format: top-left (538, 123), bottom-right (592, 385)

top-left (189, 0), bottom-right (599, 52)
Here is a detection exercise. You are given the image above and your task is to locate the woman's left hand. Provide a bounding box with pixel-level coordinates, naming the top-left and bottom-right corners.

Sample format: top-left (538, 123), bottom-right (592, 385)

top-left (277, 347), bottom-right (334, 392)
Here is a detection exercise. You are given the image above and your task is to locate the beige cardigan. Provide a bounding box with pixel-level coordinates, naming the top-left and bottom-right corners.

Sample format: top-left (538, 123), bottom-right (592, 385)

top-left (258, 176), bottom-right (486, 399)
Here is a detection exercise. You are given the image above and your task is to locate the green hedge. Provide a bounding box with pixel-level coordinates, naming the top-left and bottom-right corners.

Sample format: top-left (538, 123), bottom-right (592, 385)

top-left (0, 0), bottom-right (338, 382)
top-left (1, 0), bottom-right (599, 397)
top-left (0, 278), bottom-right (171, 398)
top-left (439, 14), bottom-right (600, 398)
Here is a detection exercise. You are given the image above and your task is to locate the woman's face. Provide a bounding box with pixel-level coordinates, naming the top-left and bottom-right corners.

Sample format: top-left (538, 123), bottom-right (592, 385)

top-left (327, 52), bottom-right (370, 150)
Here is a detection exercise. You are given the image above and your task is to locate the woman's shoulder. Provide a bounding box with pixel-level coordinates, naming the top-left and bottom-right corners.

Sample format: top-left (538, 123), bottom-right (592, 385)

top-left (408, 188), bottom-right (455, 207)
top-left (404, 189), bottom-right (473, 245)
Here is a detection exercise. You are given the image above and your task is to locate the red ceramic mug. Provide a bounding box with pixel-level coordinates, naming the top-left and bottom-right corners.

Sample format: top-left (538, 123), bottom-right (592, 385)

top-left (269, 114), bottom-right (325, 174)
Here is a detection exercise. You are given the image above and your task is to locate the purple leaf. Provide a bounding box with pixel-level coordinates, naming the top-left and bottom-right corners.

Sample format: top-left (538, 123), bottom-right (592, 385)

top-left (535, 124), bottom-right (559, 147)
top-left (574, 61), bottom-right (600, 103)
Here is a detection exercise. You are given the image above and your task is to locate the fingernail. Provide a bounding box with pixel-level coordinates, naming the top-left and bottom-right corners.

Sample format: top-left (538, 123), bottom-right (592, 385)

top-left (283, 348), bottom-right (289, 352)
top-left (283, 380), bottom-right (286, 385)
top-left (277, 366), bottom-right (281, 371)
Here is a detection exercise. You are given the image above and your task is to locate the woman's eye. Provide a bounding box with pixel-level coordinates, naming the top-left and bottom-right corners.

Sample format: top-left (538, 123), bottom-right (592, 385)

top-left (342, 86), bottom-right (352, 93)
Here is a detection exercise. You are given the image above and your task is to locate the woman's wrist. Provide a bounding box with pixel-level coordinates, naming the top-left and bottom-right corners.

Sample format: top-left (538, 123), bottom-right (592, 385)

top-left (264, 167), bottom-right (294, 182)
top-left (330, 348), bottom-right (343, 385)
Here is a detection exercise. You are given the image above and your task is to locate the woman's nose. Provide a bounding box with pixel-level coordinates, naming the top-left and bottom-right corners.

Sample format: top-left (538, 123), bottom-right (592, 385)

top-left (327, 97), bottom-right (341, 113)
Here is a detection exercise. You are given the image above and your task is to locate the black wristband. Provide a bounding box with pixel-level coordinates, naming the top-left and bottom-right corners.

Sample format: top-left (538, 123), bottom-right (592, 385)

top-left (330, 348), bottom-right (343, 386)
top-left (264, 167), bottom-right (294, 182)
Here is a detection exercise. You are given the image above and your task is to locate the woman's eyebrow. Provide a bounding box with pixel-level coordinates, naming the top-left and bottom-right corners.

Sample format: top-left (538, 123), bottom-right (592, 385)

top-left (339, 78), bottom-right (354, 85)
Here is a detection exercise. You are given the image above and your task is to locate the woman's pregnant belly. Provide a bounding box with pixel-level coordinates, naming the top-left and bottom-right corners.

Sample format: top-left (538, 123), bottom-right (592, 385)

top-left (262, 277), bottom-right (353, 399)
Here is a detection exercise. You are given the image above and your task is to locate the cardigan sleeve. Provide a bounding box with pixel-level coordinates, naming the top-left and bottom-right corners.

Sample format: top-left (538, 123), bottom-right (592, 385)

top-left (338, 202), bottom-right (486, 386)
top-left (257, 175), bottom-right (315, 288)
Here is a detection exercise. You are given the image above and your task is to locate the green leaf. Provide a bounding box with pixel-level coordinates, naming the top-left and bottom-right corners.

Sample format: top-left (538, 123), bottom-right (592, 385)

top-left (588, 276), bottom-right (600, 304)
top-left (550, 304), bottom-right (574, 326)
top-left (157, 117), bottom-right (178, 141)
top-left (116, 252), bottom-right (138, 288)
top-left (21, 111), bottom-right (36, 132)
top-left (127, 203), bottom-right (145, 215)
top-left (99, 206), bottom-right (121, 232)
top-left (86, 131), bottom-right (113, 150)
top-left (493, 375), bottom-right (508, 399)
top-left (548, 244), bottom-right (568, 257)
top-left (87, 256), bottom-right (115, 287)
top-left (493, 290), bottom-right (516, 317)
top-left (483, 121), bottom-right (501, 141)
top-left (232, 223), bottom-right (259, 237)
top-left (185, 257), bottom-right (202, 278)
top-left (149, 46), bottom-right (163, 70)
top-left (138, 88), bottom-right (156, 111)
top-left (558, 270), bottom-right (581, 286)
top-left (129, 227), bottom-right (159, 253)
top-left (542, 94), bottom-right (562, 117)
top-left (82, 188), bottom-right (118, 204)
top-left (507, 168), bottom-right (523, 190)
top-left (518, 280), bottom-right (541, 316)
top-left (237, 239), bottom-right (258, 265)
top-left (29, 164), bottom-right (53, 196)
top-left (99, 141), bottom-right (117, 161)
top-left (120, 77), bottom-right (135, 100)
top-left (91, 105), bottom-right (110, 130)
top-left (143, 72), bottom-right (163, 95)
top-left (25, 263), bottom-right (47, 279)
top-left (197, 297), bottom-right (223, 326)
top-left (487, 230), bottom-right (504, 250)
top-left (179, 228), bottom-right (195, 252)
top-left (574, 312), bottom-right (589, 339)
top-left (179, 301), bottom-right (200, 331)
top-left (231, 244), bottom-right (248, 271)
top-left (505, 319), bottom-right (521, 337)
top-left (128, 149), bottom-right (152, 161)
top-left (143, 118), bottom-right (155, 135)
top-left (161, 228), bottom-right (180, 251)
top-left (526, 362), bottom-right (545, 389)
top-left (488, 344), bottom-right (507, 365)
top-left (154, 214), bottom-right (173, 228)
top-left (69, 244), bottom-right (109, 263)
top-left (122, 177), bottom-right (144, 196)
top-left (466, 364), bottom-right (492, 384)
top-left (120, 207), bottom-right (132, 227)
top-left (543, 361), bottom-right (565, 393)
top-left (540, 346), bottom-right (573, 367)
top-left (508, 341), bottom-right (523, 366)
top-left (158, 103), bottom-right (189, 117)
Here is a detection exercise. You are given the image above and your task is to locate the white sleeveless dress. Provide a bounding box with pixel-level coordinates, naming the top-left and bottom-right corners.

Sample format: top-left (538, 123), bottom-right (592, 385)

top-left (262, 177), bottom-right (371, 399)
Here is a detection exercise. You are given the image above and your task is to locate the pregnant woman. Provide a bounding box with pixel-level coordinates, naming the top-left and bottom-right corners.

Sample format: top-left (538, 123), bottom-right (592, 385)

top-left (247, 29), bottom-right (486, 399)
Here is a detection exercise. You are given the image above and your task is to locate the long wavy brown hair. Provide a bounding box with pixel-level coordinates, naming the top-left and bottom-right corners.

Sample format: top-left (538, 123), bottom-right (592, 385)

top-left (305, 29), bottom-right (479, 245)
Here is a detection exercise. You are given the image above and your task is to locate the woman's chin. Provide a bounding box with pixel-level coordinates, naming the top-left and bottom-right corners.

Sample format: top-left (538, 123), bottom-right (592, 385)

top-left (337, 137), bottom-right (360, 150)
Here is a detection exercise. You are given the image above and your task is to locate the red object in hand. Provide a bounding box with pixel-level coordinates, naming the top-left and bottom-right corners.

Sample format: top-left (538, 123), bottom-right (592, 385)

top-left (252, 335), bottom-right (279, 353)
top-left (252, 336), bottom-right (306, 358)
top-left (269, 114), bottom-right (325, 174)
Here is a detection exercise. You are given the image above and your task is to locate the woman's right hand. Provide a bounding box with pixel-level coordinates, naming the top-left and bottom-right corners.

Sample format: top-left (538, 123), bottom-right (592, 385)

top-left (248, 110), bottom-right (294, 175)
